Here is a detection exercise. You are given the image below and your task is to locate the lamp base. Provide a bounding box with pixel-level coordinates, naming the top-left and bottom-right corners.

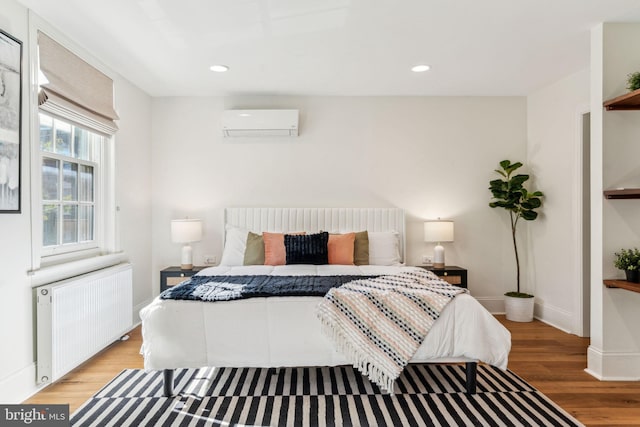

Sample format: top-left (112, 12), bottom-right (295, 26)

top-left (181, 244), bottom-right (193, 271)
top-left (433, 244), bottom-right (445, 269)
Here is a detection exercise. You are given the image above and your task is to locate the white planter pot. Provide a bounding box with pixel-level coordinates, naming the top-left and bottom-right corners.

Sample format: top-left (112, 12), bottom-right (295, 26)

top-left (504, 295), bottom-right (535, 322)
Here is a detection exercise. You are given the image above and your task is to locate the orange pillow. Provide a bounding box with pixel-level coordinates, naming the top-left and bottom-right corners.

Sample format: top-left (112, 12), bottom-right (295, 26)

top-left (263, 231), bottom-right (305, 265)
top-left (328, 233), bottom-right (356, 265)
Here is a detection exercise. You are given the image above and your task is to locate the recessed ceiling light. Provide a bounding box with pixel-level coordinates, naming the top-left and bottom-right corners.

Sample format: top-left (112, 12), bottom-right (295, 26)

top-left (210, 64), bottom-right (229, 72)
top-left (411, 65), bottom-right (431, 72)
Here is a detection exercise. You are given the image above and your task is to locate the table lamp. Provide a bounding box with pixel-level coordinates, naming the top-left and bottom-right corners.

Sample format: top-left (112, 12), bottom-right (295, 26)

top-left (424, 219), bottom-right (454, 268)
top-left (171, 218), bottom-right (203, 270)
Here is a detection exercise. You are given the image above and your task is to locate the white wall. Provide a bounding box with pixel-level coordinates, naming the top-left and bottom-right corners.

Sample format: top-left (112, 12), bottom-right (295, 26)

top-left (151, 96), bottom-right (527, 310)
top-left (526, 68), bottom-right (590, 334)
top-left (588, 23), bottom-right (640, 380)
top-left (113, 75), bottom-right (153, 320)
top-left (0, 0), bottom-right (153, 402)
top-left (0, 0), bottom-right (35, 403)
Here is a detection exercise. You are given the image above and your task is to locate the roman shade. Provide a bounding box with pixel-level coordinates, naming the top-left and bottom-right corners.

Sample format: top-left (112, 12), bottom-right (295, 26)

top-left (38, 31), bottom-right (118, 135)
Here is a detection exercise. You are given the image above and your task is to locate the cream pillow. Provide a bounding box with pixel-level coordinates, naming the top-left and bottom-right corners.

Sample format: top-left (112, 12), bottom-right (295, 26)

top-left (368, 231), bottom-right (401, 265)
top-left (219, 225), bottom-right (249, 266)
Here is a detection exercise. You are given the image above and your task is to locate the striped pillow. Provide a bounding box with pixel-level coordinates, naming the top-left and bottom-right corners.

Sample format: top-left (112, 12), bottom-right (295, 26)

top-left (285, 232), bottom-right (329, 265)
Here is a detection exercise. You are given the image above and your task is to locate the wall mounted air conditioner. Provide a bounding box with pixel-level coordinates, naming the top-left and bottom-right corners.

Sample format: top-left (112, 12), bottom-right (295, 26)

top-left (221, 109), bottom-right (299, 137)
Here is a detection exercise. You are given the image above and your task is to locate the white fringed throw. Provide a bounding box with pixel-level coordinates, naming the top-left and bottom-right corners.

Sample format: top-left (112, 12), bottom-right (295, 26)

top-left (317, 270), bottom-right (467, 393)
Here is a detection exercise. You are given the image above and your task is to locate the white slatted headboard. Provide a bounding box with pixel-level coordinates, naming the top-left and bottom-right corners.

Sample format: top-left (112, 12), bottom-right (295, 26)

top-left (225, 207), bottom-right (406, 263)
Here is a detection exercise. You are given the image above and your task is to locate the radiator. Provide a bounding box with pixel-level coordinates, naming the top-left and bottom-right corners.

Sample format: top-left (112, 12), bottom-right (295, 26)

top-left (36, 263), bottom-right (133, 384)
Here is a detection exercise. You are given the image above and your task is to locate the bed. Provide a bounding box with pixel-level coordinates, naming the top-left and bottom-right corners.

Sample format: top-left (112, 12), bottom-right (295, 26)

top-left (140, 208), bottom-right (511, 396)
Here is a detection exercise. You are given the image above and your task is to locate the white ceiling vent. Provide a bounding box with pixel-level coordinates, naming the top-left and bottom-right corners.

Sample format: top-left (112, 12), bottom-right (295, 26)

top-left (221, 109), bottom-right (299, 137)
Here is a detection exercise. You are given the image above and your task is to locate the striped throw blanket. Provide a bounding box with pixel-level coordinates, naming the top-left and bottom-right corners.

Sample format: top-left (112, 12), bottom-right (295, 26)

top-left (316, 269), bottom-right (467, 393)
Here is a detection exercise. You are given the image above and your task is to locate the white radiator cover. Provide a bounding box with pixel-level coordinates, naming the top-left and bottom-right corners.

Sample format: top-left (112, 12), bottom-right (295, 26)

top-left (36, 263), bottom-right (133, 384)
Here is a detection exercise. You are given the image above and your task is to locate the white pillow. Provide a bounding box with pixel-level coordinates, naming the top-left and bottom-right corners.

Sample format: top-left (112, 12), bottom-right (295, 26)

top-left (368, 231), bottom-right (401, 266)
top-left (219, 225), bottom-right (249, 266)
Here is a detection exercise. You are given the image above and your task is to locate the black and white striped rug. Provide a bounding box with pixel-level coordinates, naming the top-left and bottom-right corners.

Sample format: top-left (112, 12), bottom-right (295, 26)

top-left (71, 364), bottom-right (583, 426)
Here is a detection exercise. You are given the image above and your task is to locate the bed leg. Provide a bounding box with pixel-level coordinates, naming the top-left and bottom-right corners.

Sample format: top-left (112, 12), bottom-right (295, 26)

top-left (465, 362), bottom-right (477, 394)
top-left (163, 369), bottom-right (174, 397)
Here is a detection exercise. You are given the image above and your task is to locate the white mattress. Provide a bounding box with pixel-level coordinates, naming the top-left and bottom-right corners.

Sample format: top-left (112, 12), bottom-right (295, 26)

top-left (140, 266), bottom-right (511, 371)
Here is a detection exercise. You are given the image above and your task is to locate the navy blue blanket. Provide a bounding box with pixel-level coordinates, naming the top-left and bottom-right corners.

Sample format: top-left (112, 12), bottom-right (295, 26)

top-left (160, 275), bottom-right (378, 302)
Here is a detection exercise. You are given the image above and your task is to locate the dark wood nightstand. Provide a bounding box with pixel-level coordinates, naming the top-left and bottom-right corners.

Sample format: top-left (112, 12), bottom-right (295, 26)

top-left (416, 265), bottom-right (467, 288)
top-left (160, 266), bottom-right (206, 292)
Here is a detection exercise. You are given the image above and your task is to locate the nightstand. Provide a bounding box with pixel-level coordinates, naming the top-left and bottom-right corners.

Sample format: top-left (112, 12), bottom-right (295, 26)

top-left (160, 266), bottom-right (205, 292)
top-left (417, 265), bottom-right (467, 288)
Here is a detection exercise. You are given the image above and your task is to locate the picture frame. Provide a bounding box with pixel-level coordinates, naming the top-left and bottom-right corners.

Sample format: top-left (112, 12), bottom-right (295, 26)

top-left (0, 28), bottom-right (22, 213)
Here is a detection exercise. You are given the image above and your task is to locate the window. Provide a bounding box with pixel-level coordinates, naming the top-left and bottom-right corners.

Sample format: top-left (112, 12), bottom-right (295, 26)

top-left (31, 31), bottom-right (118, 273)
top-left (39, 113), bottom-right (103, 255)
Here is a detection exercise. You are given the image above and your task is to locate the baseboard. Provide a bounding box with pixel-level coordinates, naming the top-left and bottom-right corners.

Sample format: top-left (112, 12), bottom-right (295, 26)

top-left (533, 301), bottom-right (573, 334)
top-left (586, 345), bottom-right (640, 380)
top-left (133, 298), bottom-right (153, 324)
top-left (474, 297), bottom-right (504, 314)
top-left (476, 297), bottom-right (575, 333)
top-left (534, 316), bottom-right (572, 334)
top-left (0, 363), bottom-right (46, 404)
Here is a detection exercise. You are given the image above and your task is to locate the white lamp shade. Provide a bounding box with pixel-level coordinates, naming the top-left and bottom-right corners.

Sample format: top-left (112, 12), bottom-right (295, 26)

top-left (171, 219), bottom-right (203, 243)
top-left (424, 220), bottom-right (454, 243)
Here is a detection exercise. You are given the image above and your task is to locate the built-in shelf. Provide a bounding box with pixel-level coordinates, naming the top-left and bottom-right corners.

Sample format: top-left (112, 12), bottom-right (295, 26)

top-left (603, 280), bottom-right (640, 293)
top-left (603, 88), bottom-right (640, 110)
top-left (603, 188), bottom-right (640, 199)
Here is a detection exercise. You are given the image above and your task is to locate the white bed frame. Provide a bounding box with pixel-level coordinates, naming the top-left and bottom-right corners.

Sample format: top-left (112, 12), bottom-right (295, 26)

top-left (154, 207), bottom-right (483, 396)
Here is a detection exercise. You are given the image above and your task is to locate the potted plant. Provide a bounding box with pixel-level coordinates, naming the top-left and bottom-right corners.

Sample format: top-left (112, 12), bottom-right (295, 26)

top-left (614, 248), bottom-right (640, 283)
top-left (627, 71), bottom-right (640, 92)
top-left (489, 160), bottom-right (544, 322)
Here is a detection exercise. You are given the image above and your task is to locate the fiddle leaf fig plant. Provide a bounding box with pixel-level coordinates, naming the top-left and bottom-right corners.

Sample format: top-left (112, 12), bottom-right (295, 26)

top-left (489, 160), bottom-right (544, 297)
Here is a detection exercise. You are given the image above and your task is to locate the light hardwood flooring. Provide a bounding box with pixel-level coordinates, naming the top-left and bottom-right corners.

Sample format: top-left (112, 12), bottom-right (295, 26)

top-left (25, 317), bottom-right (640, 426)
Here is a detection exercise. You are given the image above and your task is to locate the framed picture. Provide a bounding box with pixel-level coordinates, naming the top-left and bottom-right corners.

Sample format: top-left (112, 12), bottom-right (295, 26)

top-left (0, 28), bottom-right (22, 213)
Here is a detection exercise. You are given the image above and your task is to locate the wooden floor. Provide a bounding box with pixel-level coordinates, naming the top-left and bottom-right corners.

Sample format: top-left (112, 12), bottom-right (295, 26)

top-left (502, 318), bottom-right (640, 426)
top-left (25, 316), bottom-right (640, 426)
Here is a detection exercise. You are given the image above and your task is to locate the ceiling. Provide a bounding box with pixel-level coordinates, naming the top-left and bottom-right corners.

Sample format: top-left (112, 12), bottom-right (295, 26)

top-left (16, 0), bottom-right (640, 97)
